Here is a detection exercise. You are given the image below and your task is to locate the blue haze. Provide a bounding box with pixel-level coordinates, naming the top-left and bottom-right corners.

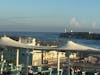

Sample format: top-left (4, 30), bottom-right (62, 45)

top-left (0, 0), bottom-right (100, 32)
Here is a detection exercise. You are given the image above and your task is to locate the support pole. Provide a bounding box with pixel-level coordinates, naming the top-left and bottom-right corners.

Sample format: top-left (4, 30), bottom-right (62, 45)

top-left (16, 49), bottom-right (19, 70)
top-left (32, 49), bottom-right (34, 66)
top-left (0, 51), bottom-right (3, 74)
top-left (1, 51), bottom-right (3, 62)
top-left (49, 68), bottom-right (52, 75)
top-left (68, 51), bottom-right (70, 75)
top-left (57, 51), bottom-right (60, 75)
top-left (26, 50), bottom-right (30, 75)
top-left (41, 51), bottom-right (44, 64)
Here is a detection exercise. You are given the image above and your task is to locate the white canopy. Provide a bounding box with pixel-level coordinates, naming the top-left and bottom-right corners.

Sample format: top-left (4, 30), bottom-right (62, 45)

top-left (57, 41), bottom-right (99, 51)
top-left (0, 36), bottom-right (99, 51)
top-left (0, 36), bottom-right (33, 49)
top-left (0, 36), bottom-right (53, 50)
top-left (55, 41), bottom-right (99, 75)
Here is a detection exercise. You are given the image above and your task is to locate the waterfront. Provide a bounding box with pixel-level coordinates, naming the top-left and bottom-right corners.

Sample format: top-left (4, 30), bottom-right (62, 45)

top-left (0, 32), bottom-right (100, 75)
top-left (0, 32), bottom-right (100, 47)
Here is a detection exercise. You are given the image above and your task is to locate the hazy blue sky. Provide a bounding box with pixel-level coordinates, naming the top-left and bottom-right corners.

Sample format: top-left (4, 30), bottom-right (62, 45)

top-left (0, 0), bottom-right (100, 32)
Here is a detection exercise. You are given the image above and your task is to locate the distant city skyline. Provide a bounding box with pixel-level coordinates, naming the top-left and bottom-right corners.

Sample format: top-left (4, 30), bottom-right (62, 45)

top-left (0, 0), bottom-right (100, 32)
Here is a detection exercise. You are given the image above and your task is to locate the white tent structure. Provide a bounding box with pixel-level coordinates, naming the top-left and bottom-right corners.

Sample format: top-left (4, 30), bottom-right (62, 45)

top-left (0, 36), bottom-right (99, 51)
top-left (0, 36), bottom-right (53, 75)
top-left (0, 36), bottom-right (53, 50)
top-left (0, 36), bottom-right (33, 74)
top-left (57, 41), bottom-right (99, 51)
top-left (34, 40), bottom-right (100, 75)
top-left (55, 40), bottom-right (99, 75)
top-left (0, 36), bottom-right (34, 49)
top-left (0, 36), bottom-right (99, 75)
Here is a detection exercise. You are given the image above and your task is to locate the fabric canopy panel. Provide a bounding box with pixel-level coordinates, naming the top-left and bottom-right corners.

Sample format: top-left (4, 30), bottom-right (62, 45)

top-left (0, 36), bottom-right (99, 52)
top-left (0, 36), bottom-right (33, 49)
top-left (0, 36), bottom-right (53, 50)
top-left (57, 41), bottom-right (99, 51)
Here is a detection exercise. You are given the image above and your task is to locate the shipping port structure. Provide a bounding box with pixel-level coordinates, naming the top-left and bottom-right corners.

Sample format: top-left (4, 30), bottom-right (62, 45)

top-left (59, 32), bottom-right (100, 40)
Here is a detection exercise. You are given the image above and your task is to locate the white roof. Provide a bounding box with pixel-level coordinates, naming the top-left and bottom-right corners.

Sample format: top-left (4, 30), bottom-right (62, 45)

top-left (34, 40), bottom-right (99, 52)
top-left (0, 36), bottom-right (53, 50)
top-left (0, 36), bottom-right (99, 52)
top-left (57, 41), bottom-right (99, 51)
top-left (0, 36), bottom-right (33, 49)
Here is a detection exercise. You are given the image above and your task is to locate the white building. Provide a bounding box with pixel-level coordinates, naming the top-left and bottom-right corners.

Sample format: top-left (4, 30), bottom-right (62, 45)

top-left (18, 37), bottom-right (36, 46)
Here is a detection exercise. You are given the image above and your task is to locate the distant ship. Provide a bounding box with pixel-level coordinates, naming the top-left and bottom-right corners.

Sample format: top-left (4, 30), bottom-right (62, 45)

top-left (59, 27), bottom-right (100, 40)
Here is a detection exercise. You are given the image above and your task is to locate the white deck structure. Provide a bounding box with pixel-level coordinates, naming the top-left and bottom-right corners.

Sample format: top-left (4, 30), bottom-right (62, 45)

top-left (0, 36), bottom-right (99, 75)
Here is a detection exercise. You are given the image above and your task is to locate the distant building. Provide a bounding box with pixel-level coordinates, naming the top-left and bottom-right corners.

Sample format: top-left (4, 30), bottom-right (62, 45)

top-left (19, 37), bottom-right (36, 46)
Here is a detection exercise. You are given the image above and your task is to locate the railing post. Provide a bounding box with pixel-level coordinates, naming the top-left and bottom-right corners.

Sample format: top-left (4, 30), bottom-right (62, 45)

top-left (38, 67), bottom-right (42, 72)
top-left (94, 72), bottom-right (98, 75)
top-left (82, 71), bottom-right (86, 75)
top-left (49, 68), bottom-right (52, 75)
top-left (38, 67), bottom-right (42, 75)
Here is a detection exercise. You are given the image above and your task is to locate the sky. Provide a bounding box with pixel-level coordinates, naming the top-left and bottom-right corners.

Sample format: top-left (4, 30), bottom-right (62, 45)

top-left (0, 0), bottom-right (100, 32)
